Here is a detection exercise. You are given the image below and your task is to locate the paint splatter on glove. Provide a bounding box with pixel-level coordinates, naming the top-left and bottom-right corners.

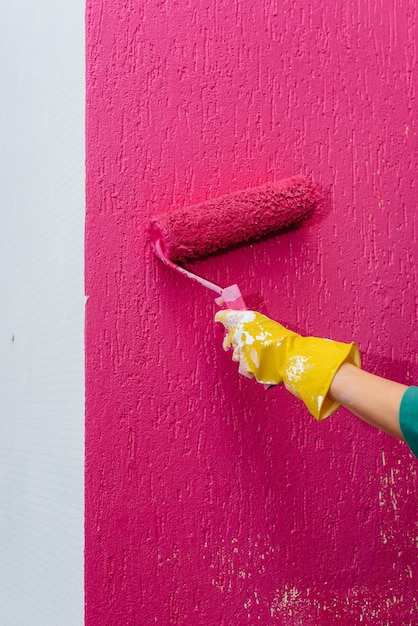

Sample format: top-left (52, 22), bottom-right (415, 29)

top-left (215, 310), bottom-right (361, 420)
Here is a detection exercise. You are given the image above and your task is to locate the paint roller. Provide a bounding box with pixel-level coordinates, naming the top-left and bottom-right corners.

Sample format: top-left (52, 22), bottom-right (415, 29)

top-left (148, 176), bottom-right (319, 309)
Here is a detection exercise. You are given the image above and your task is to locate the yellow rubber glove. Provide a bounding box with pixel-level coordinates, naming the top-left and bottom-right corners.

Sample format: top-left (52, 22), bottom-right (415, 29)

top-left (215, 310), bottom-right (361, 420)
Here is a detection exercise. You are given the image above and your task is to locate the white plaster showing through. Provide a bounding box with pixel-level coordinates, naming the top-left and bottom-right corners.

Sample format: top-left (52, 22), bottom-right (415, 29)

top-left (270, 586), bottom-right (310, 621)
top-left (269, 585), bottom-right (417, 623)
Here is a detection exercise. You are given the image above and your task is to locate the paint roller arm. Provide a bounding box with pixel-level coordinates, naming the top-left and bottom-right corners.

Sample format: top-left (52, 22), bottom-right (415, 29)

top-left (216, 311), bottom-right (416, 453)
top-left (329, 363), bottom-right (407, 441)
top-left (215, 310), bottom-right (361, 420)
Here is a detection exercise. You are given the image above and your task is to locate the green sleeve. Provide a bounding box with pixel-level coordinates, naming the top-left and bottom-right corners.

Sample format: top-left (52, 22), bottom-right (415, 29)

top-left (399, 386), bottom-right (418, 459)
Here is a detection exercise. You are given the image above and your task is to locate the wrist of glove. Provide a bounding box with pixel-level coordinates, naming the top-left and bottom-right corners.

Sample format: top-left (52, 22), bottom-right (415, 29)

top-left (215, 310), bottom-right (361, 421)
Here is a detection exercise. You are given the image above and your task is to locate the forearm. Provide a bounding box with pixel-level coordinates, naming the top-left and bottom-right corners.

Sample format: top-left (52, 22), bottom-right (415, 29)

top-left (329, 362), bottom-right (407, 440)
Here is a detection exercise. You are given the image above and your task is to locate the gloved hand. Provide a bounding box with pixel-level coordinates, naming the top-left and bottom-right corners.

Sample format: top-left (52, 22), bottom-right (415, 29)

top-left (215, 310), bottom-right (361, 420)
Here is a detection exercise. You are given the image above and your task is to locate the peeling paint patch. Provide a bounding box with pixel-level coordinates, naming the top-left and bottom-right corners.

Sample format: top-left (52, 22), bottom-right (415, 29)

top-left (269, 585), bottom-right (418, 624)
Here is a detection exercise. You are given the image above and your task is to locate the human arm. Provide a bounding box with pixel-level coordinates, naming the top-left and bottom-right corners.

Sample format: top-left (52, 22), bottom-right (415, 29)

top-left (215, 310), bottom-right (417, 456)
top-left (329, 362), bottom-right (407, 440)
top-left (215, 309), bottom-right (360, 421)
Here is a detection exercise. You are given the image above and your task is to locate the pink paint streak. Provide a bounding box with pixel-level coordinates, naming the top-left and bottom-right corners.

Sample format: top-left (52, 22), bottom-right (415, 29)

top-left (86, 1), bottom-right (417, 623)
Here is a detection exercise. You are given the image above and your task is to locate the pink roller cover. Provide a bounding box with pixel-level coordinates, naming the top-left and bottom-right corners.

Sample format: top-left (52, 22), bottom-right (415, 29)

top-left (149, 176), bottom-right (319, 261)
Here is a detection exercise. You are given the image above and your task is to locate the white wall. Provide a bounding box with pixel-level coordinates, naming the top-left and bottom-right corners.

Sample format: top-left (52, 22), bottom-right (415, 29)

top-left (0, 2), bottom-right (84, 624)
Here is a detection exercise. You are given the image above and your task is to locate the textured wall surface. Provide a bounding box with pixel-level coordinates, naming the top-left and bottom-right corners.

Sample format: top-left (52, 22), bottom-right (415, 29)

top-left (86, 1), bottom-right (417, 624)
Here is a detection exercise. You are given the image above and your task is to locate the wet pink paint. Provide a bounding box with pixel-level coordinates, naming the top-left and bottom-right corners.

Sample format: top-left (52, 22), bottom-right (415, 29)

top-left (85, 1), bottom-right (417, 623)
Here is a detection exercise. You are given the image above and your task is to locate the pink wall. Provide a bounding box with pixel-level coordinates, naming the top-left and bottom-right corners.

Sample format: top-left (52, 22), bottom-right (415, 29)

top-left (85, 1), bottom-right (417, 623)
